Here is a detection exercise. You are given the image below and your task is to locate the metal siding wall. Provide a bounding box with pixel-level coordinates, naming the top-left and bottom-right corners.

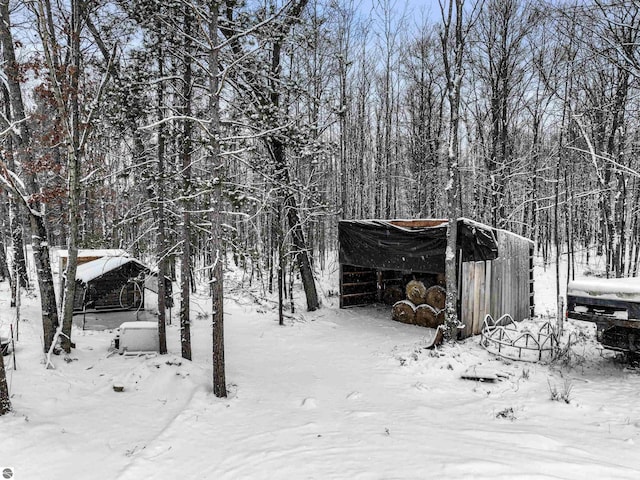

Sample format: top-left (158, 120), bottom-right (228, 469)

top-left (493, 231), bottom-right (533, 322)
top-left (488, 231), bottom-right (532, 325)
top-left (460, 229), bottom-right (533, 337)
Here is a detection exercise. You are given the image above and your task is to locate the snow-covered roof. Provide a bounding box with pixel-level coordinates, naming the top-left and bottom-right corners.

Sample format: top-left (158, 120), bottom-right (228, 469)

top-left (58, 249), bottom-right (128, 259)
top-left (457, 217), bottom-right (535, 245)
top-left (75, 256), bottom-right (147, 284)
top-left (118, 321), bottom-right (158, 330)
top-left (344, 217), bottom-right (534, 245)
top-left (567, 277), bottom-right (640, 302)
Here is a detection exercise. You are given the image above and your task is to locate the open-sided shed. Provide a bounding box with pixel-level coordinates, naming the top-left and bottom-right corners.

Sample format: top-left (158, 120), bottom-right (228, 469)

top-left (72, 256), bottom-right (149, 312)
top-left (57, 248), bottom-right (128, 278)
top-left (338, 218), bottom-right (534, 338)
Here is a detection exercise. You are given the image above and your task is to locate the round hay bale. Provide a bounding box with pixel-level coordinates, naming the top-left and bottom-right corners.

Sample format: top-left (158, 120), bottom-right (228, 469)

top-left (392, 300), bottom-right (416, 325)
top-left (415, 304), bottom-right (439, 328)
top-left (406, 280), bottom-right (428, 305)
top-left (383, 286), bottom-right (404, 305)
top-left (425, 285), bottom-right (446, 310)
top-left (418, 276), bottom-right (436, 290)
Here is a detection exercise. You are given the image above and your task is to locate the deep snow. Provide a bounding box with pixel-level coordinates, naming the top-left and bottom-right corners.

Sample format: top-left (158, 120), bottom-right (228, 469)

top-left (1, 255), bottom-right (640, 479)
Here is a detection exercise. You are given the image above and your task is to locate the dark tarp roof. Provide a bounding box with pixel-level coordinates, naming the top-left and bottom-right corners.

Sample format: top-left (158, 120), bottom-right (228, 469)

top-left (338, 219), bottom-right (499, 273)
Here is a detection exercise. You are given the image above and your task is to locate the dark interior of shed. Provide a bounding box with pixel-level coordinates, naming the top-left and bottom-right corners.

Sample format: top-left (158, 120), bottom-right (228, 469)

top-left (338, 219), bottom-right (498, 309)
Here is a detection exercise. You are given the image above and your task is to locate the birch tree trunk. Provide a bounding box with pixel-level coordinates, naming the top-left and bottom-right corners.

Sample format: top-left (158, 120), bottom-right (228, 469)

top-left (440, 0), bottom-right (466, 339)
top-left (60, 0), bottom-right (82, 353)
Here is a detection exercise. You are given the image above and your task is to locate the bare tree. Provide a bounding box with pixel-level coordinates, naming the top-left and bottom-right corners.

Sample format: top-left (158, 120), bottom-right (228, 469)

top-left (402, 21), bottom-right (446, 217)
top-left (179, 5), bottom-right (194, 360)
top-left (220, 0), bottom-right (320, 312)
top-left (155, 18), bottom-right (169, 355)
top-left (0, 0), bottom-right (59, 352)
top-left (440, 0), bottom-right (468, 339)
top-left (206, 0), bottom-right (226, 397)
top-left (31, 0), bottom-right (113, 353)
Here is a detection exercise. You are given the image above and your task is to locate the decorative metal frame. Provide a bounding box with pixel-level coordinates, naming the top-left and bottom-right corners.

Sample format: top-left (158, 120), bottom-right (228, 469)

top-left (480, 314), bottom-right (558, 362)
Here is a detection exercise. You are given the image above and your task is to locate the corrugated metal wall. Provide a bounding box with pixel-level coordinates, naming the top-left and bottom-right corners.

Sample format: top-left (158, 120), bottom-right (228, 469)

top-left (460, 230), bottom-right (533, 337)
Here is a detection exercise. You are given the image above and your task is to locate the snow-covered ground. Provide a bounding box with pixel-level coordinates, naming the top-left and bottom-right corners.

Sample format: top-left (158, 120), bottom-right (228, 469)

top-left (2, 254), bottom-right (640, 479)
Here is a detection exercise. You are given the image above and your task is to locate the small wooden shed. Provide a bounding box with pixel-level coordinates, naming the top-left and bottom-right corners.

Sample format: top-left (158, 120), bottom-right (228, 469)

top-left (338, 218), bottom-right (534, 338)
top-left (72, 256), bottom-right (150, 312)
top-left (58, 249), bottom-right (128, 278)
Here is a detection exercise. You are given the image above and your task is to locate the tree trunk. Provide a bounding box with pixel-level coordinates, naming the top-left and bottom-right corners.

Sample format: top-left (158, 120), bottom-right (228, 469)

top-left (0, 12), bottom-right (28, 292)
top-left (208, 0), bottom-right (226, 397)
top-left (31, 214), bottom-right (59, 352)
top-left (0, 0), bottom-right (59, 351)
top-left (180, 8), bottom-right (193, 361)
top-left (0, 93), bottom-right (28, 301)
top-left (0, 346), bottom-right (10, 415)
top-left (60, 0), bottom-right (82, 353)
top-left (282, 166), bottom-right (320, 312)
top-left (8, 198), bottom-right (24, 308)
top-left (441, 0), bottom-right (465, 340)
top-left (0, 231), bottom-right (11, 283)
top-left (156, 23), bottom-right (168, 355)
top-left (269, 51), bottom-right (319, 312)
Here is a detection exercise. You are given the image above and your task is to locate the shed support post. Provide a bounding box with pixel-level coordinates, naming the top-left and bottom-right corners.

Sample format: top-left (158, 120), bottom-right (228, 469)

top-left (529, 245), bottom-right (535, 317)
top-left (339, 264), bottom-right (344, 309)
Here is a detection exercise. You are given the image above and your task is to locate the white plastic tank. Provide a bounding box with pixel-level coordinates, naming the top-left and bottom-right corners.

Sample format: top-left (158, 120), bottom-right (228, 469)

top-left (118, 321), bottom-right (159, 354)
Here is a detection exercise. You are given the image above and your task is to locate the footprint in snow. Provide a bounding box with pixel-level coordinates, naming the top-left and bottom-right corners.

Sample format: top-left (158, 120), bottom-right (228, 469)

top-left (301, 397), bottom-right (317, 409)
top-left (346, 391), bottom-right (362, 400)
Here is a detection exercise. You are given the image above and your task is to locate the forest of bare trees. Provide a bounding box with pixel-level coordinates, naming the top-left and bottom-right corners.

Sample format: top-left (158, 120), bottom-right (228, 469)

top-left (1, 0), bottom-right (640, 399)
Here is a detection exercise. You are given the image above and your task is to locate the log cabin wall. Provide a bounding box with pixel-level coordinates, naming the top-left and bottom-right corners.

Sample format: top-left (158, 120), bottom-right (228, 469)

top-left (74, 262), bottom-right (147, 311)
top-left (459, 230), bottom-right (534, 337)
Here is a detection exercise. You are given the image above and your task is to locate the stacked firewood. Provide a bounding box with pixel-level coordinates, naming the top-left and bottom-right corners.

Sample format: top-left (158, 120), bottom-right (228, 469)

top-left (392, 280), bottom-right (446, 328)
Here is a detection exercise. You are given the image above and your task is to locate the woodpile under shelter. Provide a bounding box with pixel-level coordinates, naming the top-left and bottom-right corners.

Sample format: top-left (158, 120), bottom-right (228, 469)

top-left (338, 218), bottom-right (534, 338)
top-left (72, 256), bottom-right (150, 312)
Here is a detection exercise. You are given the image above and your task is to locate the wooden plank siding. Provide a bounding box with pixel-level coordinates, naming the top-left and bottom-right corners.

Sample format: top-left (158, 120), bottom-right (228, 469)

top-left (460, 262), bottom-right (472, 338)
top-left (73, 262), bottom-right (148, 312)
top-left (459, 230), bottom-right (533, 337)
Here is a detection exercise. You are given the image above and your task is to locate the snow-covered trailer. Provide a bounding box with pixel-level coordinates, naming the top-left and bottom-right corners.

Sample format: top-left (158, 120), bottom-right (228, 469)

top-left (338, 218), bottom-right (534, 338)
top-left (567, 278), bottom-right (640, 352)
